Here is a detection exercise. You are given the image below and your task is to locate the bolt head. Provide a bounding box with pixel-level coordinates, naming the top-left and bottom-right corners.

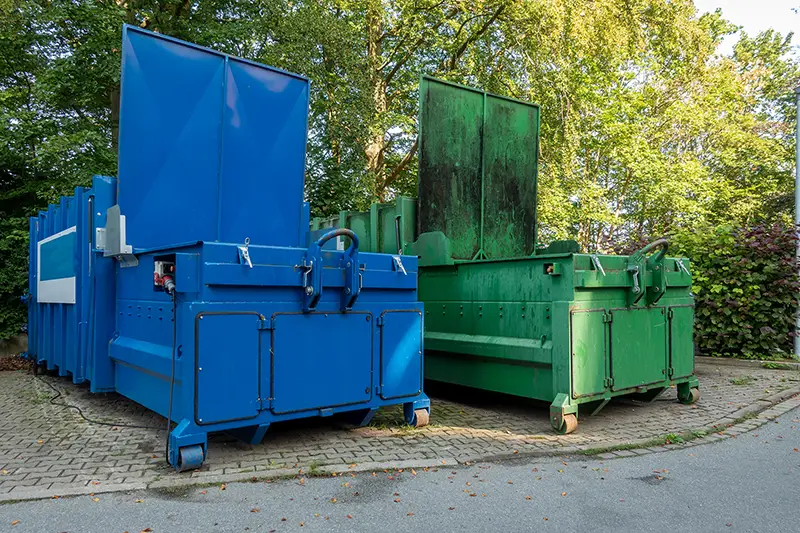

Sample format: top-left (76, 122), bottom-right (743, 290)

top-left (305, 286), bottom-right (314, 295)
top-left (344, 287), bottom-right (351, 294)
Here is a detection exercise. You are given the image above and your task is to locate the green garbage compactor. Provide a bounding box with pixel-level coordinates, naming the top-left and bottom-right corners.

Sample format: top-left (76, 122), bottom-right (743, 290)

top-left (310, 76), bottom-right (699, 434)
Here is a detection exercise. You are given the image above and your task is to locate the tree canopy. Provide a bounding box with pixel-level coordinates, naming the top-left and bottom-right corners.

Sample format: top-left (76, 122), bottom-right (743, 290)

top-left (1, 0), bottom-right (798, 339)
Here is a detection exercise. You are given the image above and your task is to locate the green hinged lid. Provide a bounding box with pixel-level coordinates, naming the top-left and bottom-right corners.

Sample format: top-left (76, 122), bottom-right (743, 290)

top-left (417, 76), bottom-right (540, 260)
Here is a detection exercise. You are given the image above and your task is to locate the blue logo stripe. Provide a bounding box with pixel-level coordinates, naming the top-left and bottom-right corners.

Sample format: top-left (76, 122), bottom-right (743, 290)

top-left (40, 232), bottom-right (76, 281)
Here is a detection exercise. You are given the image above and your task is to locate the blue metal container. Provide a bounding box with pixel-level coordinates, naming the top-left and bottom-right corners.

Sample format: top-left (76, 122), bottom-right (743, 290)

top-left (26, 26), bottom-right (429, 471)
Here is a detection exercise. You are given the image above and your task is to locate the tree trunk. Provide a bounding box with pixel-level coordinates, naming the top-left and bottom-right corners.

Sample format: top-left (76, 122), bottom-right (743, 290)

top-left (365, 0), bottom-right (386, 200)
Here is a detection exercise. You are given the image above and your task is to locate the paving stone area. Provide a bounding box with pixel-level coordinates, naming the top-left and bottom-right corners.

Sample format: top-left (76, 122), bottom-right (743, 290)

top-left (1, 360), bottom-right (798, 500)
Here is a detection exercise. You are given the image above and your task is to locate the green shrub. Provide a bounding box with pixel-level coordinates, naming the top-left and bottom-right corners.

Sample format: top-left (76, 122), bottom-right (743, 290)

top-left (671, 224), bottom-right (799, 359)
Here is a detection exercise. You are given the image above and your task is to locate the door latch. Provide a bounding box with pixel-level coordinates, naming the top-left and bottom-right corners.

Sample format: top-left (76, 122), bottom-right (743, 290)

top-left (392, 255), bottom-right (407, 275)
top-left (237, 237), bottom-right (253, 268)
top-left (626, 264), bottom-right (640, 293)
top-left (590, 254), bottom-right (606, 276)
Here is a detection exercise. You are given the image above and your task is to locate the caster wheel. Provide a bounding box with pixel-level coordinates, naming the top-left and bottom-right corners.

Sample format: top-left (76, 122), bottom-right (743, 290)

top-left (412, 408), bottom-right (430, 428)
top-left (177, 445), bottom-right (204, 472)
top-left (679, 387), bottom-right (700, 405)
top-left (555, 414), bottom-right (578, 435)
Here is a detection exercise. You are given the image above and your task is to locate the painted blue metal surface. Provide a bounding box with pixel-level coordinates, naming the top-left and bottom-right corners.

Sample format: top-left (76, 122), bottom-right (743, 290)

top-left (272, 313), bottom-right (373, 414)
top-left (27, 27), bottom-right (429, 473)
top-left (118, 25), bottom-right (310, 251)
top-left (380, 311), bottom-right (424, 400)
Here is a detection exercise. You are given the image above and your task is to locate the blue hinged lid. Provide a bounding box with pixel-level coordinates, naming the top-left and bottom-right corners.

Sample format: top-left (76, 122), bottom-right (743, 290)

top-left (117, 25), bottom-right (310, 251)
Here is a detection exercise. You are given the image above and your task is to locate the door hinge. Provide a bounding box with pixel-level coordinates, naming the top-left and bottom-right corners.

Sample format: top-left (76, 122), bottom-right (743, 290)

top-left (603, 312), bottom-right (612, 323)
top-left (376, 315), bottom-right (384, 327)
top-left (257, 318), bottom-right (273, 331)
top-left (667, 308), bottom-right (674, 319)
top-left (668, 367), bottom-right (675, 377)
top-left (604, 377), bottom-right (614, 387)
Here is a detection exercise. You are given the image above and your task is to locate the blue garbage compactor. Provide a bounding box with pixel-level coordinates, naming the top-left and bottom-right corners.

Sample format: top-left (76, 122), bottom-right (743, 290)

top-left (25, 25), bottom-right (430, 472)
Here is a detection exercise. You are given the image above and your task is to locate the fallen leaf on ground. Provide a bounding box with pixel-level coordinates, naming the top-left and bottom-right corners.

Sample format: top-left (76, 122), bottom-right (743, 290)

top-left (51, 495), bottom-right (60, 499)
top-left (394, 499), bottom-right (401, 503)
top-left (135, 499), bottom-right (144, 503)
top-left (507, 480), bottom-right (513, 485)
top-left (544, 517), bottom-right (549, 521)
top-left (141, 529), bottom-right (153, 533)
top-left (448, 507), bottom-right (455, 511)
top-left (525, 496), bottom-right (532, 500)
top-left (330, 498), bottom-right (337, 503)
top-left (372, 472), bottom-right (377, 477)
top-left (411, 469), bottom-right (417, 476)
top-left (36, 440), bottom-right (44, 444)
top-left (92, 497), bottom-right (100, 502)
top-left (349, 464), bottom-right (357, 469)
top-left (299, 522), bottom-right (304, 527)
top-left (794, 449), bottom-right (799, 452)
top-left (11, 521), bottom-right (20, 526)
top-left (199, 490), bottom-right (207, 495)
top-left (250, 508), bottom-right (260, 513)
top-left (407, 512), bottom-right (414, 516)
top-left (91, 481), bottom-right (101, 485)
top-left (299, 478), bottom-right (306, 485)
top-left (469, 493), bottom-right (476, 497)
top-left (531, 468), bottom-right (538, 472)
top-left (347, 515), bottom-right (353, 519)
top-left (561, 492), bottom-right (567, 497)
top-left (281, 518), bottom-right (287, 522)
top-left (220, 483), bottom-right (226, 490)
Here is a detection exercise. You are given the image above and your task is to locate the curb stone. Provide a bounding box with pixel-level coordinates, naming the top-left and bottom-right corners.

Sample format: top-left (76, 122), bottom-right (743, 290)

top-left (696, 356), bottom-right (800, 371)
top-left (2, 388), bottom-right (799, 504)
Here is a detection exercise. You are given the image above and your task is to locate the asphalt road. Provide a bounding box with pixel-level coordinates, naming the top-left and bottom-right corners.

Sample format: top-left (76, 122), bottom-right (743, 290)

top-left (3, 407), bottom-right (800, 533)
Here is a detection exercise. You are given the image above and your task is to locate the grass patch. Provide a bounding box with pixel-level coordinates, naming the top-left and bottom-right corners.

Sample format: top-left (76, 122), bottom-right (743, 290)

top-left (762, 362), bottom-right (795, 370)
top-left (730, 376), bottom-right (756, 386)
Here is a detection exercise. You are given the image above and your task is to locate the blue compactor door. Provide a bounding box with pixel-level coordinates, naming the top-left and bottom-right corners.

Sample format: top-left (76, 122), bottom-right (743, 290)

top-left (195, 312), bottom-right (261, 425)
top-left (270, 313), bottom-right (373, 414)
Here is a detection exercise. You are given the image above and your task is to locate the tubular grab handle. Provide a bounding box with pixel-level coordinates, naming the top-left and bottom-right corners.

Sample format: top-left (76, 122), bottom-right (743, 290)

top-left (314, 228), bottom-right (359, 255)
top-left (630, 238), bottom-right (668, 263)
top-left (303, 228), bottom-right (362, 313)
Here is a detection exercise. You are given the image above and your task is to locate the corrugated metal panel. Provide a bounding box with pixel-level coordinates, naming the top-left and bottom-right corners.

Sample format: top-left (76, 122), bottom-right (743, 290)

top-left (28, 176), bottom-right (117, 385)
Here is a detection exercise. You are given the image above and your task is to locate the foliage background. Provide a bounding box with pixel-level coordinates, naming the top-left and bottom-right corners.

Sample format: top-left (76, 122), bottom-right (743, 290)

top-left (1, 0), bottom-right (799, 354)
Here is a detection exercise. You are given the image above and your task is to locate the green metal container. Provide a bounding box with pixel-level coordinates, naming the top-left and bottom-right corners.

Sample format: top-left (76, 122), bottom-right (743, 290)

top-left (311, 76), bottom-right (699, 433)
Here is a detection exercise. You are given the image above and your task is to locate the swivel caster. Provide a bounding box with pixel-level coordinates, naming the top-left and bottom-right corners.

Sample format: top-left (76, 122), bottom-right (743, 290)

top-left (553, 414), bottom-right (578, 435)
top-left (176, 445), bottom-right (205, 472)
top-left (678, 387), bottom-right (700, 405)
top-left (406, 408), bottom-right (430, 428)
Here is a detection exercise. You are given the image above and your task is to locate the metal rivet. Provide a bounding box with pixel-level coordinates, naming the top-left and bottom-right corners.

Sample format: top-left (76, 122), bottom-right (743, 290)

top-left (199, 367), bottom-right (203, 371)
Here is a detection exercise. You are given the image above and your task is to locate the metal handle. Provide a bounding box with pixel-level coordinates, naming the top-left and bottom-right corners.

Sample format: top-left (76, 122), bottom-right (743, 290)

top-left (304, 228), bottom-right (362, 313)
top-left (314, 228), bottom-right (359, 256)
top-left (394, 215), bottom-right (402, 255)
top-left (631, 238), bottom-right (668, 263)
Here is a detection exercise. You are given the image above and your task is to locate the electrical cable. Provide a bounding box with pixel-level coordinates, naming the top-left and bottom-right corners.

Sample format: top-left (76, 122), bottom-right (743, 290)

top-left (33, 373), bottom-right (164, 431)
top-left (165, 288), bottom-right (178, 465)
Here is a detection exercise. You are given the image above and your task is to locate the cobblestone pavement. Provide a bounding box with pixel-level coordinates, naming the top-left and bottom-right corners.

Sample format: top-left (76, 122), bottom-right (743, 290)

top-left (1, 360), bottom-right (798, 500)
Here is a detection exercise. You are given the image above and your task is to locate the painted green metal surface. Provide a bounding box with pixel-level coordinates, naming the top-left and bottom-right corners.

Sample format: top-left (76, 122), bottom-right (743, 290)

top-left (418, 76), bottom-right (539, 260)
